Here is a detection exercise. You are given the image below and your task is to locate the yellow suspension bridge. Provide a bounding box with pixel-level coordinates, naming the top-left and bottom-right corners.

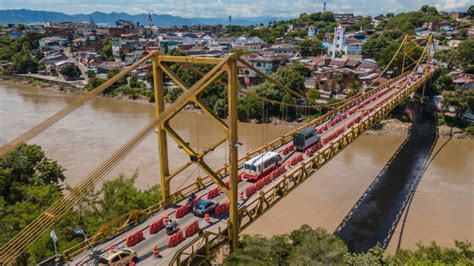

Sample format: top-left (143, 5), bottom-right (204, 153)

top-left (0, 35), bottom-right (437, 265)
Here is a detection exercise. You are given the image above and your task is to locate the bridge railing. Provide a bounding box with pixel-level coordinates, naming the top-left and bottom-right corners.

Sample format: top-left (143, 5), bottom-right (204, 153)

top-left (169, 67), bottom-right (438, 265)
top-left (62, 72), bottom-right (409, 260)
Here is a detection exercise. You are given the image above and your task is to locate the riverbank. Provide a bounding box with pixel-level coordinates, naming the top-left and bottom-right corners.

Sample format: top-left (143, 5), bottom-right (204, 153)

top-left (0, 74), bottom-right (81, 93)
top-left (365, 118), bottom-right (470, 139)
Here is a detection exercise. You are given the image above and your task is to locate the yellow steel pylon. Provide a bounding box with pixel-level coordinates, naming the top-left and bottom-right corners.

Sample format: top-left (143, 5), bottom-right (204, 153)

top-left (151, 53), bottom-right (241, 251)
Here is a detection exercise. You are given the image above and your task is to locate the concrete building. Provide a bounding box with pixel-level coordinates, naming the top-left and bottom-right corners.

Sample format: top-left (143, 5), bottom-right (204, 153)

top-left (307, 27), bottom-right (317, 37)
top-left (39, 37), bottom-right (70, 50)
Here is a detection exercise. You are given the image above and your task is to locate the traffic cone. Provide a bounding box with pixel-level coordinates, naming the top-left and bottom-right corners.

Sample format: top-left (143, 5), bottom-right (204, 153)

top-left (239, 191), bottom-right (244, 201)
top-left (204, 213), bottom-right (210, 223)
top-left (152, 245), bottom-right (162, 258)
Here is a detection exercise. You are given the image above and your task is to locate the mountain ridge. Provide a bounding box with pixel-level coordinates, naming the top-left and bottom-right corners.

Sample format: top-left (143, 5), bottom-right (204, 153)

top-left (0, 9), bottom-right (284, 27)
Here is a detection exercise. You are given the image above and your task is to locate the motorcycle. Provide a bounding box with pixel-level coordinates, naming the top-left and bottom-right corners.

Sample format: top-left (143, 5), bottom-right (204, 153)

top-left (165, 221), bottom-right (179, 236)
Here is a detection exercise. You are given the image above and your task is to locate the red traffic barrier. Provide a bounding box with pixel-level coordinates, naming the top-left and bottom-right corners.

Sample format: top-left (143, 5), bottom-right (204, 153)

top-left (167, 230), bottom-right (184, 248)
top-left (214, 202), bottom-right (230, 216)
top-left (175, 204), bottom-right (191, 219)
top-left (288, 154), bottom-right (303, 166)
top-left (207, 187), bottom-right (220, 199)
top-left (255, 179), bottom-right (264, 190)
top-left (281, 144), bottom-right (295, 155)
top-left (126, 230), bottom-right (145, 247)
top-left (262, 175), bottom-right (271, 185)
top-left (185, 221), bottom-right (200, 237)
top-left (149, 217), bottom-right (165, 234)
top-left (245, 185), bottom-right (257, 197)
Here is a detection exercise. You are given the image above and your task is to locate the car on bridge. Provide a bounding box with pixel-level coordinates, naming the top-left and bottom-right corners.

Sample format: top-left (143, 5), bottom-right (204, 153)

top-left (98, 248), bottom-right (137, 266)
top-left (193, 199), bottom-right (218, 217)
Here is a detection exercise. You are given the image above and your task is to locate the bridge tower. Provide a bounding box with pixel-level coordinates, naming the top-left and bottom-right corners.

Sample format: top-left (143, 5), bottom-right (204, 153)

top-left (151, 53), bottom-right (241, 251)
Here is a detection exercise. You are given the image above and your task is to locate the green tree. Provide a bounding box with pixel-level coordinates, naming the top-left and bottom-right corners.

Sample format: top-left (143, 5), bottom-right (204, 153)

top-left (307, 87), bottom-right (320, 100)
top-left (85, 77), bottom-right (106, 91)
top-left (101, 38), bottom-right (113, 60)
top-left (346, 81), bottom-right (361, 97)
top-left (291, 61), bottom-right (311, 77)
top-left (467, 5), bottom-right (474, 17)
top-left (387, 241), bottom-right (474, 265)
top-left (115, 85), bottom-right (139, 99)
top-left (165, 88), bottom-right (183, 103)
top-left (12, 47), bottom-right (39, 74)
top-left (431, 69), bottom-right (454, 94)
top-left (456, 39), bottom-right (474, 73)
top-left (344, 245), bottom-right (384, 265)
top-left (298, 38), bottom-right (323, 56)
top-left (224, 225), bottom-right (347, 265)
top-left (60, 64), bottom-right (81, 80)
top-left (0, 144), bottom-right (65, 247)
top-left (238, 93), bottom-right (264, 121)
top-left (443, 89), bottom-right (473, 119)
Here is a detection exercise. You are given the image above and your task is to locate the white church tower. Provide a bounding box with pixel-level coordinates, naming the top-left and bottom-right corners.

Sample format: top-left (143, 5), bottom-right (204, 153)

top-left (330, 25), bottom-right (346, 59)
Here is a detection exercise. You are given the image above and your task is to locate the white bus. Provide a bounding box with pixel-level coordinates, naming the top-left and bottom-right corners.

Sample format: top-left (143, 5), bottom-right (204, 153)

top-left (242, 151), bottom-right (283, 182)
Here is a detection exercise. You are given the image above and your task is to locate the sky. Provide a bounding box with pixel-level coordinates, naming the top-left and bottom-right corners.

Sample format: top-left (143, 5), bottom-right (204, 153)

top-left (0, 0), bottom-right (471, 18)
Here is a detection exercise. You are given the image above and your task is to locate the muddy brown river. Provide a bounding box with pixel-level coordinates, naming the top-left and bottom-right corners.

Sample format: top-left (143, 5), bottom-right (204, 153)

top-left (1, 81), bottom-right (472, 253)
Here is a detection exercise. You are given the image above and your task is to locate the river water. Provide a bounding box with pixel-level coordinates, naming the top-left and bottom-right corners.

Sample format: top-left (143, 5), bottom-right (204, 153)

top-left (1, 81), bottom-right (472, 252)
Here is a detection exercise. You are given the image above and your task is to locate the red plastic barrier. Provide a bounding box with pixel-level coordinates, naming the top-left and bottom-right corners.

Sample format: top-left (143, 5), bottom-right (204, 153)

top-left (126, 234), bottom-right (135, 247)
top-left (288, 154), bottom-right (303, 166)
top-left (167, 230), bottom-right (184, 248)
top-left (245, 185), bottom-right (257, 197)
top-left (207, 187), bottom-right (220, 199)
top-left (270, 165), bottom-right (286, 179)
top-left (175, 204), bottom-right (190, 219)
top-left (185, 221), bottom-right (200, 237)
top-left (126, 230), bottom-right (145, 247)
top-left (255, 179), bottom-right (264, 190)
top-left (263, 175), bottom-right (271, 185)
top-left (149, 218), bottom-right (165, 234)
top-left (281, 144), bottom-right (295, 155)
top-left (214, 202), bottom-right (229, 216)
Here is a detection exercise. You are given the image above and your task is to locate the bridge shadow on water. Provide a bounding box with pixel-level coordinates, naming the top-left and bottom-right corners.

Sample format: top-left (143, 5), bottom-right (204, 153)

top-left (335, 111), bottom-right (439, 253)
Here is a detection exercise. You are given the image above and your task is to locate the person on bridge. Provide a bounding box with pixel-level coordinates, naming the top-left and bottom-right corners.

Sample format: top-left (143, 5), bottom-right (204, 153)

top-left (187, 193), bottom-right (196, 206)
top-left (166, 218), bottom-right (178, 230)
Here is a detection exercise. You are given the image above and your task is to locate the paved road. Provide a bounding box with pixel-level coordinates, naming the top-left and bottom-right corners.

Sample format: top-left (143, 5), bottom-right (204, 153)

top-left (69, 68), bottom-right (434, 266)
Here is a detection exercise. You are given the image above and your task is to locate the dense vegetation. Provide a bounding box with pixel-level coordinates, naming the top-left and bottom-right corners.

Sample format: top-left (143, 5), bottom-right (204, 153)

top-left (225, 225), bottom-right (474, 265)
top-left (0, 144), bottom-right (161, 264)
top-left (162, 48), bottom-right (322, 121)
top-left (0, 32), bottom-right (45, 74)
top-left (224, 11), bottom-right (336, 43)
